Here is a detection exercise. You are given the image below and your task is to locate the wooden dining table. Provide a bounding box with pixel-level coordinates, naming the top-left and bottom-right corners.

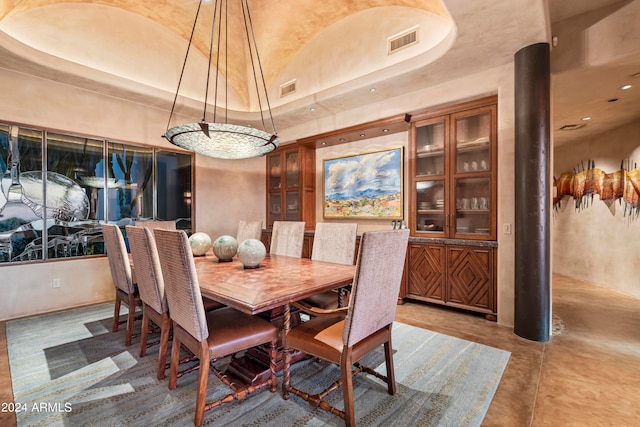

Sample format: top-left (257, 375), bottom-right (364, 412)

top-left (192, 253), bottom-right (355, 386)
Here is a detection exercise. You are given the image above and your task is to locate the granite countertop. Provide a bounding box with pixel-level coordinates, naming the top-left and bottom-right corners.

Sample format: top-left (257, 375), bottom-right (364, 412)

top-left (407, 236), bottom-right (498, 247)
top-left (263, 228), bottom-right (497, 247)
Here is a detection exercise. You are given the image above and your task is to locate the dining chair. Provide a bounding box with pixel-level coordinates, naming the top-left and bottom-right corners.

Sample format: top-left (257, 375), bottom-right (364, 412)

top-left (102, 223), bottom-right (142, 347)
top-left (236, 220), bottom-right (263, 244)
top-left (303, 222), bottom-right (358, 309)
top-left (125, 225), bottom-right (171, 379)
top-left (270, 220), bottom-right (305, 257)
top-left (153, 228), bottom-right (278, 427)
top-left (284, 229), bottom-right (410, 426)
top-left (134, 220), bottom-right (177, 230)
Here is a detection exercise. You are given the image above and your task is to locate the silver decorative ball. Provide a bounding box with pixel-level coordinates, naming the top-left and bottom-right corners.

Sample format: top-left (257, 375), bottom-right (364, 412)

top-left (188, 232), bottom-right (212, 256)
top-left (237, 238), bottom-right (266, 269)
top-left (212, 235), bottom-right (238, 262)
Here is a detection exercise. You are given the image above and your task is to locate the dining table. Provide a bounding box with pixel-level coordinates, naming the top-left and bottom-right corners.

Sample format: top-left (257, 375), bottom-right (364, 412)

top-left (192, 252), bottom-right (355, 387)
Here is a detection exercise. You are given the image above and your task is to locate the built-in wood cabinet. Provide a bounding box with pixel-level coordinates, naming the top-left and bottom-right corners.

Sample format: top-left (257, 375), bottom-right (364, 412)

top-left (406, 96), bottom-right (498, 319)
top-left (266, 144), bottom-right (315, 230)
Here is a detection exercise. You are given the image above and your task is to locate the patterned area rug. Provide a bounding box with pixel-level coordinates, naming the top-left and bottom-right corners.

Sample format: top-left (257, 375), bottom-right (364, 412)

top-left (7, 303), bottom-right (510, 426)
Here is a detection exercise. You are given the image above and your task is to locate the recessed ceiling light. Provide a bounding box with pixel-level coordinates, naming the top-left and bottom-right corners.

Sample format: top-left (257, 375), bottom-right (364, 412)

top-left (619, 84), bottom-right (632, 90)
top-left (339, 138), bottom-right (346, 142)
top-left (309, 107), bottom-right (316, 112)
top-left (369, 88), bottom-right (377, 92)
top-left (581, 117), bottom-right (591, 121)
top-left (321, 141), bottom-right (326, 145)
top-left (382, 128), bottom-right (390, 132)
top-left (359, 133), bottom-right (366, 137)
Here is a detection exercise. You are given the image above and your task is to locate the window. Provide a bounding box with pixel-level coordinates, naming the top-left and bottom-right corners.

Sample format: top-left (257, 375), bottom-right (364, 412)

top-left (0, 124), bottom-right (192, 263)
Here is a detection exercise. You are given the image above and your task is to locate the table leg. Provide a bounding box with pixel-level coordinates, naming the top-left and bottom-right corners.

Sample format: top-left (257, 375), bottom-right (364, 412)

top-left (223, 305), bottom-right (307, 386)
top-left (282, 303), bottom-right (291, 400)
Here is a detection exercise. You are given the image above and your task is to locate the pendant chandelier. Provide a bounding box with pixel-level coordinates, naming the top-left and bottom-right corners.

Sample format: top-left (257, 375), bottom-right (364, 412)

top-left (163, 0), bottom-right (279, 159)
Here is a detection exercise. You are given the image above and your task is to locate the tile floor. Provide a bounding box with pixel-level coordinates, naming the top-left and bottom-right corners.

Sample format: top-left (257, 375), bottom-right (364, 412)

top-left (1, 274), bottom-right (638, 426)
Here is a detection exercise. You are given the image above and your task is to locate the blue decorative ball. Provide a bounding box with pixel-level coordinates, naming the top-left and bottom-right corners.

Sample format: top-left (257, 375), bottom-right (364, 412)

top-left (213, 235), bottom-right (238, 262)
top-left (237, 238), bottom-right (266, 269)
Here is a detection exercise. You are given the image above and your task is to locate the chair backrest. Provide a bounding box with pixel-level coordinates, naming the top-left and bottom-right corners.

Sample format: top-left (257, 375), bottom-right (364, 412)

top-left (342, 229), bottom-right (409, 347)
top-left (311, 222), bottom-right (357, 265)
top-left (101, 223), bottom-right (135, 294)
top-left (236, 220), bottom-right (263, 244)
top-left (134, 220), bottom-right (176, 230)
top-left (270, 221), bottom-right (305, 257)
top-left (153, 229), bottom-right (208, 342)
top-left (126, 225), bottom-right (168, 315)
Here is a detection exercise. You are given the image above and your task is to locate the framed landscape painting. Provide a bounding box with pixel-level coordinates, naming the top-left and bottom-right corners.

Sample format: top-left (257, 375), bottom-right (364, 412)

top-left (323, 147), bottom-right (403, 219)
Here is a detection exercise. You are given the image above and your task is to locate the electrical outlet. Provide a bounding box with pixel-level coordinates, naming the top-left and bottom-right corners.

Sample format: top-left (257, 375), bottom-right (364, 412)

top-left (503, 224), bottom-right (512, 235)
top-left (52, 278), bottom-right (61, 288)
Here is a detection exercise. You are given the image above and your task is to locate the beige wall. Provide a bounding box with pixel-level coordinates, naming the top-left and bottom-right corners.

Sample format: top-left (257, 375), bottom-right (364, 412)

top-left (0, 63), bottom-right (517, 328)
top-left (0, 257), bottom-right (114, 321)
top-left (553, 120), bottom-right (640, 298)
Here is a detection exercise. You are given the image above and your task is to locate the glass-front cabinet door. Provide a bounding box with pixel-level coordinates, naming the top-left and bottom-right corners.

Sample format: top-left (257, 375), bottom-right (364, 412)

top-left (415, 180), bottom-right (445, 234)
top-left (450, 105), bottom-right (496, 239)
top-left (412, 116), bottom-right (448, 237)
top-left (268, 154), bottom-right (283, 222)
top-left (410, 99), bottom-right (496, 240)
top-left (454, 177), bottom-right (491, 237)
top-left (415, 118), bottom-right (446, 177)
top-left (285, 151), bottom-right (299, 189)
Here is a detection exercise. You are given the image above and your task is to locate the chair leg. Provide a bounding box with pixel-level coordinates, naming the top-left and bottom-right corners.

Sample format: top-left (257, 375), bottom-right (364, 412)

top-left (384, 339), bottom-right (396, 395)
top-left (194, 341), bottom-right (210, 427)
top-left (341, 357), bottom-right (356, 427)
top-left (139, 309), bottom-right (149, 357)
top-left (112, 297), bottom-right (122, 332)
top-left (125, 295), bottom-right (136, 346)
top-left (168, 333), bottom-right (181, 390)
top-left (157, 313), bottom-right (171, 380)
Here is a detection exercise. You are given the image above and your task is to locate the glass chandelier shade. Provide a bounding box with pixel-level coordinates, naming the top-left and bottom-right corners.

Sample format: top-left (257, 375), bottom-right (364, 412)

top-left (164, 122), bottom-right (278, 160)
top-left (163, 0), bottom-right (279, 159)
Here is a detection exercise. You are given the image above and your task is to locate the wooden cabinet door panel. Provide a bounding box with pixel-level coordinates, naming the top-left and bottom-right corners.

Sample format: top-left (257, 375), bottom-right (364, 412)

top-left (446, 246), bottom-right (494, 311)
top-left (407, 243), bottom-right (446, 301)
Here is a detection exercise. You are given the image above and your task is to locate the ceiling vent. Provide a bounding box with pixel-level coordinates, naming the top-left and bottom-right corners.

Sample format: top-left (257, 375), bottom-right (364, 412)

top-left (559, 123), bottom-right (586, 131)
top-left (280, 80), bottom-right (296, 98)
top-left (388, 26), bottom-right (419, 54)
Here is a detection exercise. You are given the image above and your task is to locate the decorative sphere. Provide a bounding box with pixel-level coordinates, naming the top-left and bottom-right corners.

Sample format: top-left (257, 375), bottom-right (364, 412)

top-left (212, 235), bottom-right (238, 262)
top-left (237, 238), bottom-right (266, 269)
top-left (188, 232), bottom-right (212, 256)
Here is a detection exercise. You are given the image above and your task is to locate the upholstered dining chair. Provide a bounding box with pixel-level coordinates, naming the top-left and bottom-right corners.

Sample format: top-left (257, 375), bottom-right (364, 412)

top-left (303, 222), bottom-right (358, 309)
top-left (153, 228), bottom-right (278, 427)
top-left (125, 225), bottom-right (171, 379)
top-left (270, 220), bottom-right (305, 258)
top-left (284, 229), bottom-right (410, 426)
top-left (102, 223), bottom-right (142, 347)
top-left (134, 220), bottom-right (177, 230)
top-left (236, 220), bottom-right (263, 244)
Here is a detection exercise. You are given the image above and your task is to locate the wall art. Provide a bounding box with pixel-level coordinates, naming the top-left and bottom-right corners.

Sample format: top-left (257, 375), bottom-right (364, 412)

top-left (323, 147), bottom-right (403, 219)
